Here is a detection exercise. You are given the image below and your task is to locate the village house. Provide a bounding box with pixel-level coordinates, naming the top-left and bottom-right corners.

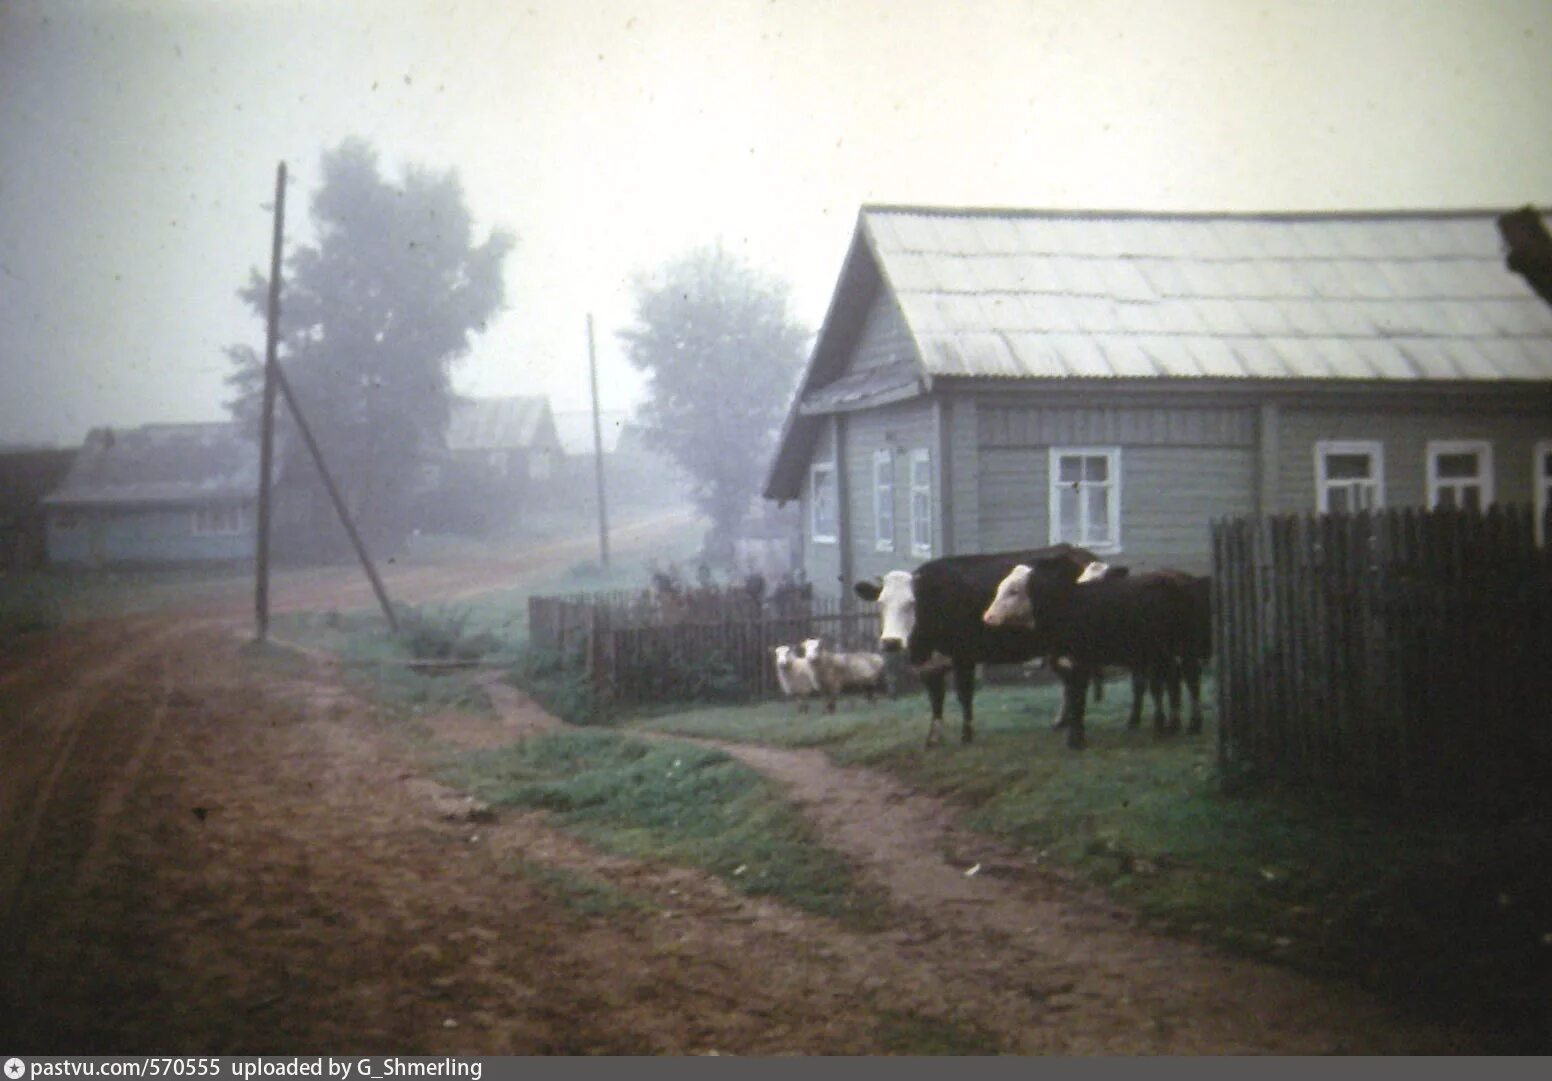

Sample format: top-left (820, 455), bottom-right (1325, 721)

top-left (43, 422), bottom-right (259, 567)
top-left (764, 205), bottom-right (1552, 598)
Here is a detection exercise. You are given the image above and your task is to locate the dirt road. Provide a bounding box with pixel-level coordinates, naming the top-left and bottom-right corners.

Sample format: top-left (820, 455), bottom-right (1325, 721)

top-left (0, 540), bottom-right (1480, 1054)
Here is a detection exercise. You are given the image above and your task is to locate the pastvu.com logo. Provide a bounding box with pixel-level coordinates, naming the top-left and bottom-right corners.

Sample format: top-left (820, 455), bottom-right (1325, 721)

top-left (5, 1058), bottom-right (26, 1080)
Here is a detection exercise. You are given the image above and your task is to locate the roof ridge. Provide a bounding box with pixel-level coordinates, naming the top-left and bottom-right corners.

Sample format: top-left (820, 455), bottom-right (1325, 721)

top-left (861, 203), bottom-right (1534, 222)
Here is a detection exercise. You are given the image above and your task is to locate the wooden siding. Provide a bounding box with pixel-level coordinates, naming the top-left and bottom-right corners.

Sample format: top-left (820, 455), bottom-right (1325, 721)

top-left (979, 404), bottom-right (1256, 448)
top-left (842, 399), bottom-right (937, 588)
top-left (848, 287), bottom-right (916, 373)
top-left (944, 394), bottom-right (980, 554)
top-left (1121, 447), bottom-right (1255, 573)
top-left (978, 448), bottom-right (1049, 553)
top-left (46, 504), bottom-right (256, 566)
top-left (800, 420), bottom-right (841, 595)
top-left (1275, 403), bottom-right (1552, 514)
top-left (977, 445), bottom-right (1252, 573)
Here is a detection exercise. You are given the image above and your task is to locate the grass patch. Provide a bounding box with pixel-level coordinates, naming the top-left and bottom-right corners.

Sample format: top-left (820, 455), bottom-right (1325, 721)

top-left (510, 859), bottom-right (651, 918)
top-left (269, 606), bottom-right (501, 718)
top-left (630, 680), bottom-right (1552, 1052)
top-left (444, 729), bottom-right (888, 928)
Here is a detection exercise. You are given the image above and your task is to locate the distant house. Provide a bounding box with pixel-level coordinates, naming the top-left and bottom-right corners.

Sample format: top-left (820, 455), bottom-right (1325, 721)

top-left (552, 409), bottom-right (629, 460)
top-left (0, 446), bottom-right (77, 571)
top-left (765, 205), bottom-right (1552, 597)
top-left (446, 395), bottom-right (564, 487)
top-left (44, 423), bottom-right (259, 567)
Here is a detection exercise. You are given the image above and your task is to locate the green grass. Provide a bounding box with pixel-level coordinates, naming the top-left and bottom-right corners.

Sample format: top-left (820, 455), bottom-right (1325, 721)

top-left (443, 729), bottom-right (888, 928)
top-left (509, 858), bottom-right (652, 918)
top-left (269, 607), bottom-right (498, 718)
top-left (629, 680), bottom-right (1552, 1052)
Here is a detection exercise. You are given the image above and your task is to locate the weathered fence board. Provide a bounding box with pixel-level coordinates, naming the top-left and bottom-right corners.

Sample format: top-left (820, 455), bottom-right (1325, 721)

top-left (1211, 505), bottom-right (1552, 812)
top-left (528, 588), bottom-right (897, 706)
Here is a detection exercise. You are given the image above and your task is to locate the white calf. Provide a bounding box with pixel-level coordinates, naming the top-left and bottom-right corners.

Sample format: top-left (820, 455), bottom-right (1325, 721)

top-left (801, 638), bottom-right (888, 713)
top-left (772, 643), bottom-right (820, 711)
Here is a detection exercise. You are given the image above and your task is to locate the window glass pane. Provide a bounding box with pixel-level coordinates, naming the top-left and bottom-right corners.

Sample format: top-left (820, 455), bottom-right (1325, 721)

top-left (1085, 486), bottom-right (1110, 542)
top-left (1436, 486), bottom-right (1457, 510)
top-left (1460, 486), bottom-right (1481, 513)
top-left (1325, 453), bottom-right (1371, 480)
top-left (1328, 486), bottom-right (1351, 513)
top-left (1058, 456), bottom-right (1081, 484)
top-left (1435, 452), bottom-right (1478, 480)
top-left (1085, 455), bottom-right (1108, 482)
top-left (1058, 485), bottom-right (1079, 540)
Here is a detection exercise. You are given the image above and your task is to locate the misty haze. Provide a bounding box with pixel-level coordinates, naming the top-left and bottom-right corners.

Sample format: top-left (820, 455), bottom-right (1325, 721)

top-left (2, 0), bottom-right (1550, 1058)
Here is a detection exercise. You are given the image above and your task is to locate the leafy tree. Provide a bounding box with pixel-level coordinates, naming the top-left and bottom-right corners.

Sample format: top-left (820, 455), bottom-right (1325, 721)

top-left (227, 138), bottom-right (512, 559)
top-left (619, 245), bottom-right (808, 565)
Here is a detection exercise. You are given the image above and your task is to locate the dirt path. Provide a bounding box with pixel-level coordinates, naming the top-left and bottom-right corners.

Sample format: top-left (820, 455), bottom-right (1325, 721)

top-left (0, 544), bottom-right (1482, 1053)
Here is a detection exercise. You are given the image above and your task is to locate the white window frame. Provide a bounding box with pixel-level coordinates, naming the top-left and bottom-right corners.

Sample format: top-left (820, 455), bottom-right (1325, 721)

top-left (908, 448), bottom-right (933, 557)
top-left (1535, 440), bottom-right (1552, 545)
top-left (1048, 447), bottom-right (1122, 553)
top-left (872, 449), bottom-right (895, 552)
top-left (1314, 440), bottom-right (1385, 514)
top-left (192, 504), bottom-right (246, 537)
top-left (810, 462), bottom-right (838, 544)
top-left (1426, 440), bottom-right (1493, 512)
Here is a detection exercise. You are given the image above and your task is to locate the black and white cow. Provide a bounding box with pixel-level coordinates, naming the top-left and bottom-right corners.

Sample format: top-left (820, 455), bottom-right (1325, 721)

top-left (983, 555), bottom-right (1210, 747)
top-left (852, 544), bottom-right (1097, 747)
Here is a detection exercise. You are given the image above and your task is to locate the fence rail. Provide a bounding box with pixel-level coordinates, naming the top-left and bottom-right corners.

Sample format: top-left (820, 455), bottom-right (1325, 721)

top-left (528, 590), bottom-right (890, 705)
top-left (1211, 504), bottom-right (1552, 810)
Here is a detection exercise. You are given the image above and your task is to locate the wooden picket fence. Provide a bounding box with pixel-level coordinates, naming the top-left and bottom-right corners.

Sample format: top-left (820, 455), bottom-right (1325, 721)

top-left (1211, 505), bottom-right (1552, 811)
top-left (528, 590), bottom-right (891, 705)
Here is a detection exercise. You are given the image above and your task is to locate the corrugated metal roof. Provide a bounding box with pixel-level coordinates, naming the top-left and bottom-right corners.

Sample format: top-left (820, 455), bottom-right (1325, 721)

top-left (446, 396), bottom-right (554, 452)
top-left (45, 423), bottom-right (257, 507)
top-left (862, 207), bottom-right (1552, 382)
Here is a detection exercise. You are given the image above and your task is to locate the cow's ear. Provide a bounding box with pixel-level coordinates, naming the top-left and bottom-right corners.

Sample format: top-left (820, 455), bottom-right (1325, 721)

top-left (854, 579), bottom-right (882, 602)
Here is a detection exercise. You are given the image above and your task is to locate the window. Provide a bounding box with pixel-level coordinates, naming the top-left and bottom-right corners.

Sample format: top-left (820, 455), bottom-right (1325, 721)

top-left (193, 504), bottom-right (246, 536)
top-left (1049, 447), bottom-right (1121, 551)
top-left (909, 448), bottom-right (933, 556)
top-left (810, 463), bottom-right (837, 543)
top-left (872, 449), bottom-right (895, 552)
top-left (1427, 440), bottom-right (1492, 512)
top-left (1536, 441), bottom-right (1552, 545)
top-left (1314, 441), bottom-right (1383, 513)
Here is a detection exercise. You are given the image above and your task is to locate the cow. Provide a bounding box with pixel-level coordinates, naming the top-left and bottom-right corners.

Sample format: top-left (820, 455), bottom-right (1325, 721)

top-left (852, 544), bottom-right (1099, 747)
top-left (983, 556), bottom-right (1210, 748)
top-left (1062, 561), bottom-right (1210, 733)
top-left (772, 643), bottom-right (820, 711)
top-left (799, 638), bottom-right (889, 712)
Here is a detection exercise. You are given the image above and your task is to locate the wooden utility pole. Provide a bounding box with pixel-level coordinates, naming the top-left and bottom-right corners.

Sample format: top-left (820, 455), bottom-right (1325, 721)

top-left (268, 361), bottom-right (400, 633)
top-left (587, 313), bottom-right (611, 568)
top-left (255, 162), bottom-right (286, 642)
top-left (252, 160), bottom-right (400, 638)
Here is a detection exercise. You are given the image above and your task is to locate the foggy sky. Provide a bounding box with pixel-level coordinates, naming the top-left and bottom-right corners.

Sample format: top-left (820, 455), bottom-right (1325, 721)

top-left (3, 0), bottom-right (1550, 449)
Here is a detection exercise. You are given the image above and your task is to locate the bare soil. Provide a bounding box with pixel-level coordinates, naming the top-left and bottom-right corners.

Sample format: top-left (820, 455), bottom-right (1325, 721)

top-left (0, 545), bottom-right (1483, 1054)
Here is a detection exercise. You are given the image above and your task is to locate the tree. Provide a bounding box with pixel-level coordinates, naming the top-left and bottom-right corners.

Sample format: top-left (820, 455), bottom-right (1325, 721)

top-left (227, 138), bottom-right (512, 559)
top-left (619, 246), bottom-right (809, 565)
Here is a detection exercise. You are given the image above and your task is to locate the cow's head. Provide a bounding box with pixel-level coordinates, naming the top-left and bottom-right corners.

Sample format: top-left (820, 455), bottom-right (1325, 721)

top-left (799, 636), bottom-right (826, 660)
top-left (854, 570), bottom-right (916, 653)
top-left (773, 644), bottom-right (796, 672)
top-left (982, 564), bottom-right (1034, 628)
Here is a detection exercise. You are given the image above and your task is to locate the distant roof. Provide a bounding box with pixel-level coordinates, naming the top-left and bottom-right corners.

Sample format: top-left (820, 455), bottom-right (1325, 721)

top-left (553, 410), bottom-right (629, 456)
top-left (45, 423), bottom-right (257, 508)
top-left (447, 396), bottom-right (559, 452)
top-left (864, 205), bottom-right (1552, 383)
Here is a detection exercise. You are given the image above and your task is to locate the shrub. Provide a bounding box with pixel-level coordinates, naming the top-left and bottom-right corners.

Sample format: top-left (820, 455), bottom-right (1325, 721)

top-left (509, 642), bottom-right (613, 726)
